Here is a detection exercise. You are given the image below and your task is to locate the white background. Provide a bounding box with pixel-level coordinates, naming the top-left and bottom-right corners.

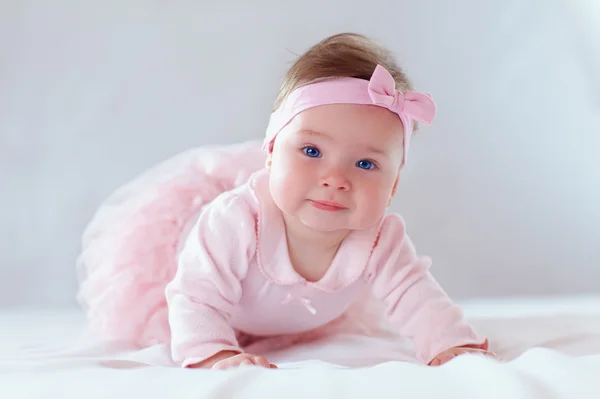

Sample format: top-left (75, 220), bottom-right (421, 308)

top-left (1, 0), bottom-right (598, 308)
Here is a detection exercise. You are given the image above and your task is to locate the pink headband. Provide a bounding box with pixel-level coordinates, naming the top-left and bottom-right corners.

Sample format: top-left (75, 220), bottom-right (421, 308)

top-left (263, 64), bottom-right (437, 167)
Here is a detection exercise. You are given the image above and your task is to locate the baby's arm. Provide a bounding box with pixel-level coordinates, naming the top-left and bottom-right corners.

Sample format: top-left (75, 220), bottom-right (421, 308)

top-left (367, 215), bottom-right (488, 365)
top-left (165, 192), bottom-right (258, 368)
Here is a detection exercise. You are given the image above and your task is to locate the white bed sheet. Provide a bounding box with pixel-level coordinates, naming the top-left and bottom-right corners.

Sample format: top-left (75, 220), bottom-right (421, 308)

top-left (1, 296), bottom-right (600, 398)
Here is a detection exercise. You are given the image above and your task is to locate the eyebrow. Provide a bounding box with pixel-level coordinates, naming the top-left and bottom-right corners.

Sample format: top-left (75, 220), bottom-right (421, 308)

top-left (298, 129), bottom-right (389, 157)
top-left (298, 129), bottom-right (330, 139)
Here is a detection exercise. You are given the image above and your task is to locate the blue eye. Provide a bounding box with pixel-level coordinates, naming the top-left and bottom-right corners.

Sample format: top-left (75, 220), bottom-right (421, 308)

top-left (356, 159), bottom-right (375, 170)
top-left (303, 146), bottom-right (321, 158)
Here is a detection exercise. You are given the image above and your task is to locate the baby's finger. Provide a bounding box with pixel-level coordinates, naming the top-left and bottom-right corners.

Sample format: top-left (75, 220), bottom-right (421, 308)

top-left (438, 353), bottom-right (457, 365)
top-left (213, 359), bottom-right (236, 370)
top-left (269, 364), bottom-right (278, 369)
top-left (461, 348), bottom-right (496, 358)
top-left (461, 348), bottom-right (488, 354)
top-left (429, 358), bottom-right (441, 367)
top-left (251, 356), bottom-right (271, 368)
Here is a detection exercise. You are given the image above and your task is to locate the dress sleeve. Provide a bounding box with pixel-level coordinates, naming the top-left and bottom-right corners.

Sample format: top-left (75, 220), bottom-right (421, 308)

top-left (165, 191), bottom-right (257, 367)
top-left (367, 215), bottom-right (488, 364)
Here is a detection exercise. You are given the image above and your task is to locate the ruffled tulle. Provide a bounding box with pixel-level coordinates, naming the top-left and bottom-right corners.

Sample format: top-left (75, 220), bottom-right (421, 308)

top-left (76, 140), bottom-right (267, 347)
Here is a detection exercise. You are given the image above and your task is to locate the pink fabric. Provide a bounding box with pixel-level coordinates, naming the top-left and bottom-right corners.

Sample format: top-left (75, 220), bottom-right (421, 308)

top-left (263, 65), bottom-right (437, 167)
top-left (165, 168), bottom-right (487, 367)
top-left (77, 141), bottom-right (487, 367)
top-left (76, 141), bottom-right (266, 347)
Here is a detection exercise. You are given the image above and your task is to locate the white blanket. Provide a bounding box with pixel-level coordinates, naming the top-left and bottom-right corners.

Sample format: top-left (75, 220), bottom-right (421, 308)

top-left (1, 296), bottom-right (600, 398)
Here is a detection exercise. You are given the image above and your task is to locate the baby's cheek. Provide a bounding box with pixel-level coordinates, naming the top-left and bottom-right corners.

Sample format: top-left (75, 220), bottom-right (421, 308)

top-left (270, 171), bottom-right (305, 212)
top-left (268, 174), bottom-right (289, 208)
top-left (356, 192), bottom-right (388, 226)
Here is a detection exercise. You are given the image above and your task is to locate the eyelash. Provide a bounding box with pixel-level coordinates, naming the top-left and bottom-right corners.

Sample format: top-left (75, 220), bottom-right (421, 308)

top-left (300, 145), bottom-right (379, 170)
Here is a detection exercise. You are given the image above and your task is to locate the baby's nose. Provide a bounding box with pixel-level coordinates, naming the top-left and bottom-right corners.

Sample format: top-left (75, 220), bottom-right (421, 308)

top-left (320, 170), bottom-right (351, 191)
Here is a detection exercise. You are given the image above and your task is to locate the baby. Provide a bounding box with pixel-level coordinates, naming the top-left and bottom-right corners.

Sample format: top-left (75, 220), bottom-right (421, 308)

top-left (77, 33), bottom-right (492, 369)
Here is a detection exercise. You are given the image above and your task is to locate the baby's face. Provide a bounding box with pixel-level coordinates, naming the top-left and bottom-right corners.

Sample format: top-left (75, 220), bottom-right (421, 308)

top-left (268, 103), bottom-right (404, 232)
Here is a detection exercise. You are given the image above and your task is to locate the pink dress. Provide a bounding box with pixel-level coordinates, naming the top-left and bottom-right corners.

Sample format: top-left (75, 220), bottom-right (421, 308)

top-left (76, 140), bottom-right (487, 366)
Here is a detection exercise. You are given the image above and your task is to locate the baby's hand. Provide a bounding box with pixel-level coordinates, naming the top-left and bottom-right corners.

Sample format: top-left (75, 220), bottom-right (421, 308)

top-left (429, 346), bottom-right (495, 366)
top-left (212, 353), bottom-right (277, 370)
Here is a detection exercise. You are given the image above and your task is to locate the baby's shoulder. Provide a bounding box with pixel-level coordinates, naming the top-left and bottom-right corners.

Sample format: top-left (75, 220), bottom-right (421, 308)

top-left (196, 168), bottom-right (277, 236)
top-left (207, 176), bottom-right (261, 218)
top-left (367, 213), bottom-right (413, 259)
top-left (377, 212), bottom-right (409, 238)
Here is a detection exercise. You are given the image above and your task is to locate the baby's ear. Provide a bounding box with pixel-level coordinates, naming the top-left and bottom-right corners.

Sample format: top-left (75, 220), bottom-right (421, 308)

top-left (265, 141), bottom-right (275, 168)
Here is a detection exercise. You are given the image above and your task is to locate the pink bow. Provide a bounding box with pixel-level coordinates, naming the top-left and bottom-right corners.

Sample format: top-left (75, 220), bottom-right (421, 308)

top-left (367, 65), bottom-right (436, 125)
top-left (281, 293), bottom-right (317, 315)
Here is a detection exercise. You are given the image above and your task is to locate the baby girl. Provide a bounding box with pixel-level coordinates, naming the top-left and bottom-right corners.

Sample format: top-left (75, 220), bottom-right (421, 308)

top-left (77, 33), bottom-right (492, 369)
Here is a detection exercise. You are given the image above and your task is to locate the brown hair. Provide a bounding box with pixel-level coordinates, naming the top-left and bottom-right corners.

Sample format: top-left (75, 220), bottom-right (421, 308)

top-left (273, 33), bottom-right (415, 113)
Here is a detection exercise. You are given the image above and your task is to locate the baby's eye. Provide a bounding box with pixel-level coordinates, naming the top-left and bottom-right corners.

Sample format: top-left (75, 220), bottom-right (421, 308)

top-left (356, 159), bottom-right (375, 170)
top-left (303, 146), bottom-right (321, 158)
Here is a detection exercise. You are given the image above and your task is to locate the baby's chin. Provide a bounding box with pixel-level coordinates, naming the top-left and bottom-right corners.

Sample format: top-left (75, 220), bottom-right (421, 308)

top-left (298, 213), bottom-right (379, 233)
